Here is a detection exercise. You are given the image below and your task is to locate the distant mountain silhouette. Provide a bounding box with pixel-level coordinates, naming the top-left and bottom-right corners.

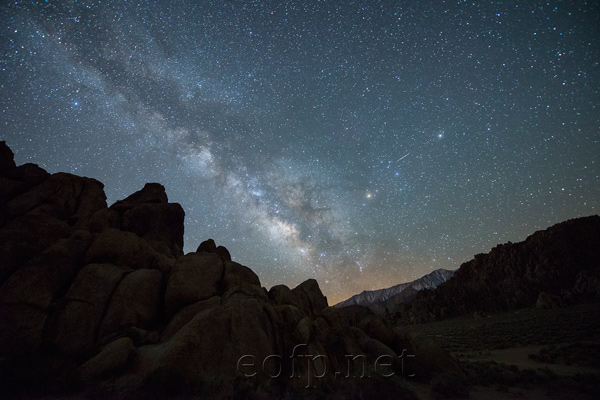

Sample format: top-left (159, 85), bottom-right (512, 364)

top-left (396, 215), bottom-right (600, 324)
top-left (334, 269), bottom-right (454, 314)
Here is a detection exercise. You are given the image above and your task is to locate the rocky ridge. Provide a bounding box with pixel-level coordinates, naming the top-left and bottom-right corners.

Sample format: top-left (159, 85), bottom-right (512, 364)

top-left (396, 215), bottom-right (600, 324)
top-left (0, 142), bottom-right (458, 399)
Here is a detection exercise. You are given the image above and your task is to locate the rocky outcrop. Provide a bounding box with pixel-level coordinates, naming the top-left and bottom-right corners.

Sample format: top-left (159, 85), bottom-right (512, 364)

top-left (74, 337), bottom-right (136, 384)
top-left (112, 183), bottom-right (184, 258)
top-left (97, 268), bottom-right (163, 343)
top-left (196, 238), bottom-right (232, 261)
top-left (0, 141), bottom-right (16, 171)
top-left (49, 263), bottom-right (127, 356)
top-left (165, 252), bottom-right (224, 316)
top-left (292, 278), bottom-right (329, 316)
top-left (0, 143), bottom-right (434, 399)
top-left (0, 141), bottom-right (105, 288)
top-left (397, 215), bottom-right (600, 323)
top-left (2, 142), bottom-right (598, 398)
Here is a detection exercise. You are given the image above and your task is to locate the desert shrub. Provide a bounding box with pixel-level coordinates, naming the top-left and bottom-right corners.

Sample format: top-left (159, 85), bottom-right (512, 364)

top-left (529, 343), bottom-right (600, 368)
top-left (430, 373), bottom-right (469, 399)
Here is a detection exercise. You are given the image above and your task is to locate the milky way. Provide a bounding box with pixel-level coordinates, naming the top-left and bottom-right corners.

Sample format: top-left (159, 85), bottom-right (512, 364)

top-left (2, 1), bottom-right (599, 303)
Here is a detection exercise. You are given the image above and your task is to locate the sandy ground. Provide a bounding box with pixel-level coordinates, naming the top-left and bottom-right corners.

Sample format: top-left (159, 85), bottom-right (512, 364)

top-left (401, 304), bottom-right (600, 399)
top-left (406, 382), bottom-right (553, 400)
top-left (458, 345), bottom-right (600, 377)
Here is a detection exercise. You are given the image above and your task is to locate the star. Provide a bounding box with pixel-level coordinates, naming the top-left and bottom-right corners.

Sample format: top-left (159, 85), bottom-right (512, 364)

top-left (2, 0), bottom-right (598, 304)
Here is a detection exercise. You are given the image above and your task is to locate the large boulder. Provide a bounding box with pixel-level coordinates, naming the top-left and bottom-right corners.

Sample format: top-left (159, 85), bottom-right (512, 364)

top-left (98, 269), bottom-right (163, 343)
top-left (108, 183), bottom-right (185, 258)
top-left (81, 207), bottom-right (121, 233)
top-left (0, 141), bottom-right (16, 172)
top-left (222, 260), bottom-right (261, 290)
top-left (291, 278), bottom-right (329, 316)
top-left (0, 214), bottom-right (72, 285)
top-left (75, 337), bottom-right (136, 384)
top-left (0, 162), bottom-right (49, 204)
top-left (164, 252), bottom-right (224, 317)
top-left (8, 163), bottom-right (50, 186)
top-left (161, 296), bottom-right (222, 341)
top-left (196, 239), bottom-right (232, 261)
top-left (0, 176), bottom-right (29, 205)
top-left (216, 246), bottom-right (232, 262)
top-left (121, 203), bottom-right (184, 257)
top-left (135, 298), bottom-right (276, 395)
top-left (112, 182), bottom-right (168, 205)
top-left (5, 172), bottom-right (106, 224)
top-left (0, 231), bottom-right (93, 354)
top-left (269, 284), bottom-right (303, 310)
top-left (0, 231), bottom-right (93, 311)
top-left (49, 263), bottom-right (127, 356)
top-left (221, 283), bottom-right (268, 304)
top-left (85, 228), bottom-right (163, 270)
top-left (196, 238), bottom-right (217, 253)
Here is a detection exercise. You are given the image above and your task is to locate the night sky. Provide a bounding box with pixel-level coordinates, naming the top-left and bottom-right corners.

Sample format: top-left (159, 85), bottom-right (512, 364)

top-left (2, 1), bottom-right (599, 304)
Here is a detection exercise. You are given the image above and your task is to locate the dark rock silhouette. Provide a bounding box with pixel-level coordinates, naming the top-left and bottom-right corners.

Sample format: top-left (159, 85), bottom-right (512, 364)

top-left (110, 182), bottom-right (184, 258)
top-left (0, 143), bottom-right (426, 399)
top-left (396, 215), bottom-right (600, 323)
top-left (196, 238), bottom-right (218, 253)
top-left (1, 141), bottom-right (597, 398)
top-left (0, 141), bottom-right (15, 171)
top-left (196, 238), bottom-right (232, 261)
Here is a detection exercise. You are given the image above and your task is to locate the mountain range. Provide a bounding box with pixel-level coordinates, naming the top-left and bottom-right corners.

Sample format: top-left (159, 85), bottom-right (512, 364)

top-left (334, 268), bottom-right (454, 314)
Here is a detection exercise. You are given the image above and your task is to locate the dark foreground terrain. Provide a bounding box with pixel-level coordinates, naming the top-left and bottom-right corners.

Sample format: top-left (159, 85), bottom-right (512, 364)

top-left (0, 142), bottom-right (451, 399)
top-left (403, 302), bottom-right (600, 399)
top-left (1, 140), bottom-right (599, 399)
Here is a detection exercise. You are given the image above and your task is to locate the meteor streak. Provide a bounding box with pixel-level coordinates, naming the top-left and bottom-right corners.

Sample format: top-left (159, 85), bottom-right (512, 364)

top-left (396, 153), bottom-right (410, 162)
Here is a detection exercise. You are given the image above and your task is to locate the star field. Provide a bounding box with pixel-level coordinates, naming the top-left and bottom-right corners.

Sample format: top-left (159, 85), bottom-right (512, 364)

top-left (2, 1), bottom-right (599, 304)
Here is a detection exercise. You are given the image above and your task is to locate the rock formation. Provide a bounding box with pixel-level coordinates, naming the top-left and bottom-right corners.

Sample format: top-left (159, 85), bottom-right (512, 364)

top-left (0, 142), bottom-right (441, 399)
top-left (396, 215), bottom-right (600, 323)
top-left (4, 140), bottom-right (595, 397)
